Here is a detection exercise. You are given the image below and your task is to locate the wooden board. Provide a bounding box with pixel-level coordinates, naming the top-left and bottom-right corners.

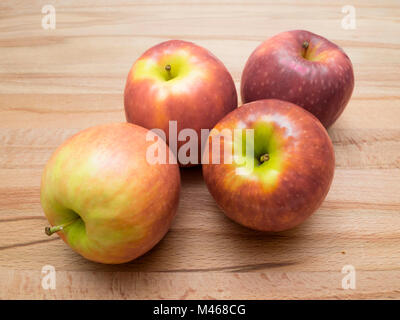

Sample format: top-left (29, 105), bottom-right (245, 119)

top-left (0, 0), bottom-right (399, 299)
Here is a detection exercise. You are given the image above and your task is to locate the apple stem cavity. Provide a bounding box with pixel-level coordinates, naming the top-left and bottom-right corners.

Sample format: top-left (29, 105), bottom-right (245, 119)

top-left (259, 153), bottom-right (270, 163)
top-left (45, 219), bottom-right (79, 236)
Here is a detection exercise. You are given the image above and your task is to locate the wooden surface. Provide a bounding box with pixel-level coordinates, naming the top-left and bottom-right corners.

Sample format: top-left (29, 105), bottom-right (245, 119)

top-left (1, 0), bottom-right (400, 299)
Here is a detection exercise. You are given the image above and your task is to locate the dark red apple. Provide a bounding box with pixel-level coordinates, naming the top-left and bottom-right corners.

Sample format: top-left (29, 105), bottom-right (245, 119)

top-left (241, 30), bottom-right (354, 128)
top-left (202, 99), bottom-right (335, 232)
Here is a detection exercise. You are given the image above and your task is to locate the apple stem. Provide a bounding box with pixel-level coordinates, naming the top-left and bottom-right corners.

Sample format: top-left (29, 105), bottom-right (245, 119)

top-left (45, 219), bottom-right (78, 236)
top-left (302, 41), bottom-right (310, 59)
top-left (165, 64), bottom-right (172, 80)
top-left (259, 153), bottom-right (270, 163)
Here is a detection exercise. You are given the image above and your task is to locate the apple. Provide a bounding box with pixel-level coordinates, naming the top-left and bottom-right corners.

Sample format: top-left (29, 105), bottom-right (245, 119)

top-left (124, 40), bottom-right (237, 166)
top-left (241, 30), bottom-right (354, 128)
top-left (41, 123), bottom-right (180, 264)
top-left (202, 99), bottom-right (335, 232)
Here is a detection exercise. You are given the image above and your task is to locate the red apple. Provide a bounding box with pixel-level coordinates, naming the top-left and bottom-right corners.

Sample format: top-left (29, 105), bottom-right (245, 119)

top-left (41, 123), bottom-right (180, 264)
top-left (124, 40), bottom-right (237, 166)
top-left (241, 30), bottom-right (354, 128)
top-left (202, 99), bottom-right (335, 232)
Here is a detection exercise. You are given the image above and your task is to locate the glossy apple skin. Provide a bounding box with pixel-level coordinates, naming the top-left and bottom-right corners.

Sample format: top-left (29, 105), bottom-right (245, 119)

top-left (241, 30), bottom-right (354, 128)
top-left (41, 123), bottom-right (180, 264)
top-left (202, 99), bottom-right (335, 232)
top-left (124, 40), bottom-right (237, 166)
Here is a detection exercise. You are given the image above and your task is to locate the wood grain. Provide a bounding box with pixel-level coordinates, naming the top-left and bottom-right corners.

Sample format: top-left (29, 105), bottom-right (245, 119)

top-left (0, 0), bottom-right (399, 299)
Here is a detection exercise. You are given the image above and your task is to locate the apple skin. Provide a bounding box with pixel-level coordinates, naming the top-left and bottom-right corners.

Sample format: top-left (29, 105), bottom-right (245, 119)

top-left (241, 30), bottom-right (354, 128)
top-left (41, 123), bottom-right (180, 264)
top-left (124, 40), bottom-right (237, 166)
top-left (202, 99), bottom-right (335, 232)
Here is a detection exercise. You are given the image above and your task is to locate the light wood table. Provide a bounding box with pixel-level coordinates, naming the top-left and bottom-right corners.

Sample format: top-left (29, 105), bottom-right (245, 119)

top-left (1, 0), bottom-right (399, 299)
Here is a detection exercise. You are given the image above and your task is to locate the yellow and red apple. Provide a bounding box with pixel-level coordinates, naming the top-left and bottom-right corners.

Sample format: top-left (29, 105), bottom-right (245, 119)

top-left (124, 40), bottom-right (237, 166)
top-left (41, 123), bottom-right (180, 264)
top-left (202, 99), bottom-right (335, 232)
top-left (241, 30), bottom-right (354, 128)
